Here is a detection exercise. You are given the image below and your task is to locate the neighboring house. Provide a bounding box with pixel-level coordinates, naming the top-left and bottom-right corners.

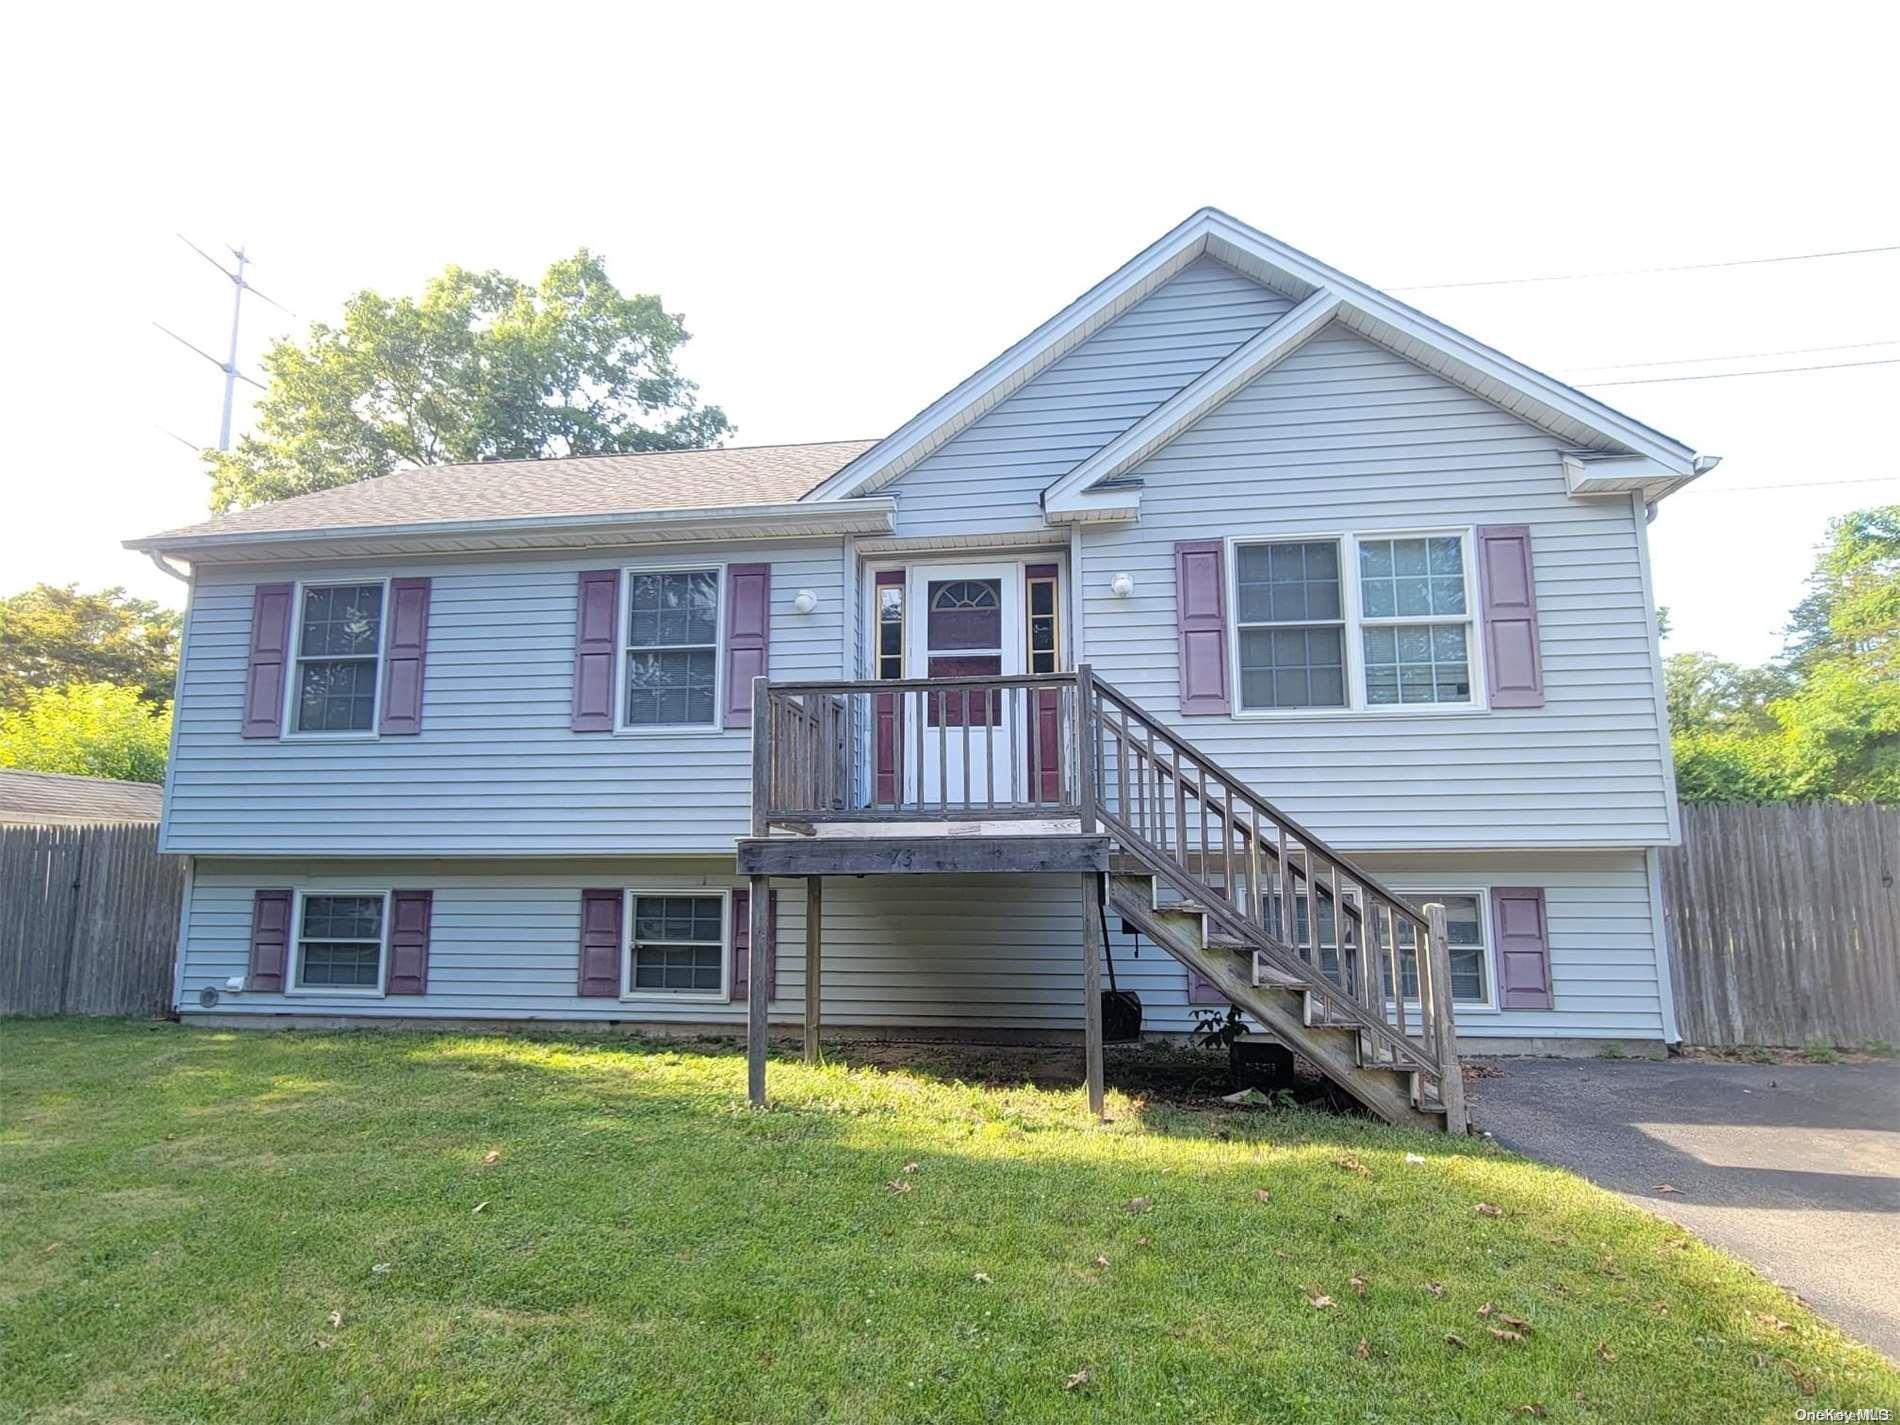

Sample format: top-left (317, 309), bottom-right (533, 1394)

top-left (0, 770), bottom-right (162, 826)
top-left (127, 209), bottom-right (1711, 1131)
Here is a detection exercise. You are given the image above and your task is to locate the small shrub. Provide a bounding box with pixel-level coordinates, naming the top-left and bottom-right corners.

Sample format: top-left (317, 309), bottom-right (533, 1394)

top-left (1802, 1040), bottom-right (1843, 1064)
top-left (1860, 1039), bottom-right (1896, 1059)
top-left (1597, 1041), bottom-right (1627, 1060)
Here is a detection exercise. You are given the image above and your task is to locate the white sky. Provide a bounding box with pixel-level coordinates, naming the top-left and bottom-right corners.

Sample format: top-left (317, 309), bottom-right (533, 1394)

top-left (4, 2), bottom-right (1895, 665)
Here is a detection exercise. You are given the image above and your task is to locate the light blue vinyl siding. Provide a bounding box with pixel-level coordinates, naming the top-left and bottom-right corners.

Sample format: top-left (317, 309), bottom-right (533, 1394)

top-left (885, 257), bottom-right (1293, 538)
top-left (179, 852), bottom-right (1664, 1041)
top-left (164, 541), bottom-right (846, 856)
top-left (1077, 323), bottom-right (1673, 849)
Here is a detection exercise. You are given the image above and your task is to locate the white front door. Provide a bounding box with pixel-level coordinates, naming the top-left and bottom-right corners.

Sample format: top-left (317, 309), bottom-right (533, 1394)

top-left (905, 562), bottom-right (1022, 808)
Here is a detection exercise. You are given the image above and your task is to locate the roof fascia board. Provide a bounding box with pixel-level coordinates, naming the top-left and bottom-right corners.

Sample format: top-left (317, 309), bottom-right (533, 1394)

top-left (125, 498), bottom-right (898, 562)
top-left (804, 212), bottom-right (1243, 504)
top-left (1042, 289), bottom-right (1343, 515)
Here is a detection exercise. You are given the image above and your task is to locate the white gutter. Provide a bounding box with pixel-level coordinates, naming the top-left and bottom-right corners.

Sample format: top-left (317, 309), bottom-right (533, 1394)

top-left (125, 497), bottom-right (899, 562)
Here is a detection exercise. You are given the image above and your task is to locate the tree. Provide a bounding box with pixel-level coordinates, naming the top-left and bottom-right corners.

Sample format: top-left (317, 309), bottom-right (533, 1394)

top-left (1669, 505), bottom-right (1900, 804)
top-left (0, 584), bottom-right (181, 711)
top-left (1663, 651), bottom-right (1788, 736)
top-left (205, 251), bottom-right (734, 512)
top-left (0, 683), bottom-right (172, 783)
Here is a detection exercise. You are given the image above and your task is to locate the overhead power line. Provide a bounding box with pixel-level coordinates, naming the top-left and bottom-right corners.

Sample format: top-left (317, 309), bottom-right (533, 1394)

top-left (1568, 337), bottom-right (1900, 375)
top-left (1696, 474), bottom-right (1900, 495)
top-left (1579, 357), bottom-right (1900, 388)
top-left (1393, 241), bottom-right (1900, 292)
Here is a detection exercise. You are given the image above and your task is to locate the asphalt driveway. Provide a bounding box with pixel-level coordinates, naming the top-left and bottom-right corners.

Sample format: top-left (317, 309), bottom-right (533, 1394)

top-left (1471, 1057), bottom-right (1900, 1360)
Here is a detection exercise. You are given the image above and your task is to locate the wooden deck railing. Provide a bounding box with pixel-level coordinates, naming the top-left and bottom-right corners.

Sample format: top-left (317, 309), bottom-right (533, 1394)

top-left (748, 667), bottom-right (1463, 1114)
top-left (750, 672), bottom-right (1084, 832)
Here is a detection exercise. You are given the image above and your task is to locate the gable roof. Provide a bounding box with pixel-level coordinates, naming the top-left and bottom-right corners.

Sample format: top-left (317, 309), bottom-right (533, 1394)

top-left (0, 770), bottom-right (162, 825)
top-left (808, 208), bottom-right (1712, 510)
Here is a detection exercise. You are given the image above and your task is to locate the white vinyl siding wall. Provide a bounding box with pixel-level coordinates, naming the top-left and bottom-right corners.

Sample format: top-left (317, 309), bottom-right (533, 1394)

top-left (164, 540), bottom-right (846, 856)
top-left (1077, 324), bottom-right (1673, 848)
top-left (886, 258), bottom-right (1294, 539)
top-left (178, 852), bottom-right (1665, 1042)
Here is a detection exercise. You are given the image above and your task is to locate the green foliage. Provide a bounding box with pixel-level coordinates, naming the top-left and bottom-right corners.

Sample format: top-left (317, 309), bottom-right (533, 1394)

top-left (206, 250), bottom-right (734, 511)
top-left (0, 682), bottom-right (172, 783)
top-left (0, 584), bottom-right (180, 711)
top-left (1672, 506), bottom-right (1899, 804)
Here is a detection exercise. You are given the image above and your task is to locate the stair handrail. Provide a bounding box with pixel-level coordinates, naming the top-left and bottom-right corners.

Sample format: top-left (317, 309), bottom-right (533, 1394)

top-left (1085, 671), bottom-right (1463, 1094)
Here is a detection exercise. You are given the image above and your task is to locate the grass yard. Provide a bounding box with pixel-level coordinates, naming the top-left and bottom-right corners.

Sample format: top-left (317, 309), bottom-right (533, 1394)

top-left (2, 1022), bottom-right (1894, 1423)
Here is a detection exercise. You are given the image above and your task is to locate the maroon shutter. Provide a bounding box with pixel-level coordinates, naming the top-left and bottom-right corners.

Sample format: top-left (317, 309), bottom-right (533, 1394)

top-left (386, 890), bottom-right (433, 995)
top-left (571, 570), bottom-right (620, 732)
top-left (378, 578), bottom-right (431, 735)
top-left (1492, 886), bottom-right (1553, 1010)
top-left (730, 888), bottom-right (779, 1001)
top-left (247, 888), bottom-right (293, 992)
top-left (241, 583), bottom-right (294, 738)
top-left (873, 569), bottom-right (905, 806)
top-left (577, 889), bottom-right (623, 996)
top-left (1188, 967), bottom-right (1227, 1005)
top-left (723, 563), bottom-right (772, 727)
top-left (1174, 541), bottom-right (1230, 716)
top-left (1476, 526), bottom-right (1544, 709)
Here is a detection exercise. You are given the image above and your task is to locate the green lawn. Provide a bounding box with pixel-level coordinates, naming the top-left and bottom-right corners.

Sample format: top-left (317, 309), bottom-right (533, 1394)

top-left (1, 1022), bottom-right (1893, 1423)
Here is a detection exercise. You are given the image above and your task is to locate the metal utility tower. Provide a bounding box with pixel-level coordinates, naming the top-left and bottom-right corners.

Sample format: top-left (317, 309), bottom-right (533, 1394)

top-left (155, 237), bottom-right (291, 451)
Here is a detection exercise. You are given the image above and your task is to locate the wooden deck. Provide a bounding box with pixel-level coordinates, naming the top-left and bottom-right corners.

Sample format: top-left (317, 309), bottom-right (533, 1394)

top-left (739, 668), bottom-right (1468, 1134)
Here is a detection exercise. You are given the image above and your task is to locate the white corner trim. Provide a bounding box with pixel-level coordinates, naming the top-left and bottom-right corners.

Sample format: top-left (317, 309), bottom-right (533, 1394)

top-left (1042, 290), bottom-right (1344, 517)
top-left (1646, 847), bottom-right (1682, 1043)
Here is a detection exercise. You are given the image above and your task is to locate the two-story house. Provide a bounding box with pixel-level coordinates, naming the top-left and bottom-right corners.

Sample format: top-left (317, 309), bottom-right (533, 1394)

top-left (129, 209), bottom-right (1712, 1132)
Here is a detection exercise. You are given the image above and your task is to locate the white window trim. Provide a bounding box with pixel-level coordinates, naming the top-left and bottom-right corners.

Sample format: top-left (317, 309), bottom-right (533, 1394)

top-left (282, 577), bottom-right (390, 740)
top-left (614, 561), bottom-right (726, 735)
top-left (1225, 528), bottom-right (1489, 719)
top-left (1382, 884), bottom-right (1498, 1014)
top-left (286, 888), bottom-right (391, 997)
top-left (620, 886), bottom-right (732, 1002)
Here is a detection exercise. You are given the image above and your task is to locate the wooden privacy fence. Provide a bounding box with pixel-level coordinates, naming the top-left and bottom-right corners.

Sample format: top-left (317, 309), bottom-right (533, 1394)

top-left (0, 822), bottom-right (184, 1017)
top-left (1662, 801), bottom-right (1900, 1048)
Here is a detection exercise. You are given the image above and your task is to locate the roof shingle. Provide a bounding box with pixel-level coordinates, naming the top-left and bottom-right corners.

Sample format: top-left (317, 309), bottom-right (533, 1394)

top-left (139, 440), bottom-right (877, 543)
top-left (0, 770), bottom-right (164, 825)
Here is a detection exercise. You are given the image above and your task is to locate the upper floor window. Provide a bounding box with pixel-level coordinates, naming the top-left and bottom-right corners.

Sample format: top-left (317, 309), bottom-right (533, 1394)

top-left (1235, 541), bottom-right (1345, 709)
top-left (1358, 537), bottom-right (1472, 706)
top-left (624, 570), bottom-right (719, 727)
top-left (294, 583), bottom-right (384, 733)
top-left (1234, 532), bottom-right (1477, 714)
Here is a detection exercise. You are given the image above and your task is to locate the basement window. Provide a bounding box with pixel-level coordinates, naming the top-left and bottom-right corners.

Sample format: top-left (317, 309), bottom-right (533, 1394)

top-left (628, 893), bottom-right (726, 995)
top-left (293, 892), bottom-right (388, 992)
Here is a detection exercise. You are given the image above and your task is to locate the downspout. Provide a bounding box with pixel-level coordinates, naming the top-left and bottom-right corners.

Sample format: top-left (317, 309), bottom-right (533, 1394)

top-left (147, 551), bottom-right (191, 583)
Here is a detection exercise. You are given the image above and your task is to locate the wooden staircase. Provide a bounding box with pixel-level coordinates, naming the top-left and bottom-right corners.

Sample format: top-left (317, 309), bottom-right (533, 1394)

top-left (742, 665), bottom-right (1467, 1132)
top-left (1085, 670), bottom-right (1467, 1133)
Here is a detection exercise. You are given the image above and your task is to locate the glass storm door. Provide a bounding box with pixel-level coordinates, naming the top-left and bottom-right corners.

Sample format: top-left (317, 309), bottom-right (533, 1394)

top-left (905, 563), bottom-right (1022, 808)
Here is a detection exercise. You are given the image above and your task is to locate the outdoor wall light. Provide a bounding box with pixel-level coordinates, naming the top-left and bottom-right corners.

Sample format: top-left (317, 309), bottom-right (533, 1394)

top-left (792, 589), bottom-right (820, 615)
top-left (1110, 573), bottom-right (1135, 598)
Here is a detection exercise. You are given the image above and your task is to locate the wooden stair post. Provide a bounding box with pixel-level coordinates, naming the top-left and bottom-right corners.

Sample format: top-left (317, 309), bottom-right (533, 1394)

top-left (1081, 870), bottom-right (1106, 1119)
top-left (1423, 901), bottom-right (1468, 1134)
top-left (747, 873), bottom-right (770, 1107)
top-left (804, 875), bottom-right (822, 1065)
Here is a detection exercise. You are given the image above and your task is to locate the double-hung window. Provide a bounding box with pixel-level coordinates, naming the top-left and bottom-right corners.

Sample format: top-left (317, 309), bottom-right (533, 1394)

top-left (1358, 536), bottom-right (1473, 706)
top-left (294, 892), bottom-right (388, 992)
top-left (293, 583), bottom-right (385, 733)
top-left (1234, 541), bottom-right (1347, 709)
top-left (628, 893), bottom-right (726, 994)
top-left (1395, 892), bottom-right (1489, 1005)
top-left (624, 570), bottom-right (719, 727)
top-left (1234, 532), bottom-right (1478, 713)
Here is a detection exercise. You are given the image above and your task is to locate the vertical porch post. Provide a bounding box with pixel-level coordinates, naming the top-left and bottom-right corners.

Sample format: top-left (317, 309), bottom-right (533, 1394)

top-left (1080, 870), bottom-right (1106, 1119)
top-left (747, 873), bottom-right (770, 1106)
top-left (1423, 900), bottom-right (1468, 1135)
top-left (803, 875), bottom-right (823, 1064)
